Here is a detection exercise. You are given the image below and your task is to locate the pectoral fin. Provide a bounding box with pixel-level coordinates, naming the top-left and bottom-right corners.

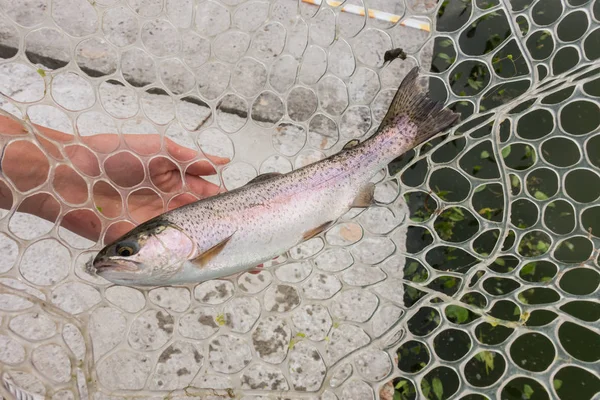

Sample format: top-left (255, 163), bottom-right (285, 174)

top-left (303, 221), bottom-right (334, 240)
top-left (189, 233), bottom-right (235, 268)
top-left (351, 183), bottom-right (375, 208)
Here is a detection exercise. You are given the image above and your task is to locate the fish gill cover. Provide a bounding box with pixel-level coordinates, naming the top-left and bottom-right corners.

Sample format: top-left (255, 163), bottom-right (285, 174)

top-left (0, 0), bottom-right (598, 399)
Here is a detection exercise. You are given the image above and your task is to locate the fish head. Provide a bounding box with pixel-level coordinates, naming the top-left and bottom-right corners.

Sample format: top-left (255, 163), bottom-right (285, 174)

top-left (92, 219), bottom-right (195, 286)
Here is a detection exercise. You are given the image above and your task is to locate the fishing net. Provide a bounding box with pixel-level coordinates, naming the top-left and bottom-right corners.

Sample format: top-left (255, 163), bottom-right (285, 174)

top-left (0, 0), bottom-right (598, 398)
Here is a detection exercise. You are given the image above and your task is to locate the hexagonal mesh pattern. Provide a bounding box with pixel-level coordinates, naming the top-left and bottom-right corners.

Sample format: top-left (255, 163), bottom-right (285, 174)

top-left (0, 0), bottom-right (598, 399)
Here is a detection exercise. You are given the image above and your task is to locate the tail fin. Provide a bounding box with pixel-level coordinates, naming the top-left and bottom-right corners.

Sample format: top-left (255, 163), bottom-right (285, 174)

top-left (378, 66), bottom-right (460, 145)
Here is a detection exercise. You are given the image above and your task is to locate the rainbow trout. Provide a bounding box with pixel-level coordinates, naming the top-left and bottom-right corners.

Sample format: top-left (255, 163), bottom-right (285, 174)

top-left (92, 67), bottom-right (460, 286)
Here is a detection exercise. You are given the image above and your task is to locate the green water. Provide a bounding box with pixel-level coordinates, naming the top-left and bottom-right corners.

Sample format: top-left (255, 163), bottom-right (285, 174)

top-left (389, 0), bottom-right (599, 398)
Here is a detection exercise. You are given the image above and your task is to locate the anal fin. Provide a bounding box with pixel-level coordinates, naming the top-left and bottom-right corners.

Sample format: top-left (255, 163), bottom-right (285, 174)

top-left (303, 221), bottom-right (334, 240)
top-left (351, 183), bottom-right (375, 208)
top-left (190, 232), bottom-right (235, 268)
top-left (249, 264), bottom-right (264, 275)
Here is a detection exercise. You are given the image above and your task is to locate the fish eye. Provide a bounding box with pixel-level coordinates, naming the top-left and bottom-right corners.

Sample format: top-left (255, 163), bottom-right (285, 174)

top-left (116, 243), bottom-right (138, 257)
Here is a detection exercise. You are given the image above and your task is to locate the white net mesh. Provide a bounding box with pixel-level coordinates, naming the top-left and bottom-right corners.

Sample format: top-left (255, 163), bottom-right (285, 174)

top-left (0, 0), bottom-right (598, 398)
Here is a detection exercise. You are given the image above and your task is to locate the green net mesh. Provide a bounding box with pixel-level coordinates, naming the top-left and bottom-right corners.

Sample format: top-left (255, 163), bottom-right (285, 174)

top-left (0, 0), bottom-right (598, 398)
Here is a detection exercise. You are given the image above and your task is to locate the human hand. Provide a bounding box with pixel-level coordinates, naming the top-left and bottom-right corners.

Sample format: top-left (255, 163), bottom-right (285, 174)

top-left (87, 135), bottom-right (229, 242)
top-left (0, 114), bottom-right (229, 243)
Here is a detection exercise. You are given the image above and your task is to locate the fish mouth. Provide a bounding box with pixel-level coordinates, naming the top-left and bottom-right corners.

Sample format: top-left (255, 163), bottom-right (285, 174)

top-left (92, 260), bottom-right (140, 274)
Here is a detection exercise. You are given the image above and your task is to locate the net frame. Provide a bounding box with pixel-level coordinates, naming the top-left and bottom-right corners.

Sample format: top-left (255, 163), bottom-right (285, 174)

top-left (0, 0), bottom-right (598, 398)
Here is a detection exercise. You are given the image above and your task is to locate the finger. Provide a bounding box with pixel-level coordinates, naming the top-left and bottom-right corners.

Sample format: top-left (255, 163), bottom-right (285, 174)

top-left (148, 156), bottom-right (182, 187)
top-left (82, 133), bottom-right (120, 153)
top-left (204, 153), bottom-right (230, 166)
top-left (185, 155), bottom-right (230, 175)
top-left (123, 133), bottom-right (161, 156)
top-left (185, 159), bottom-right (220, 177)
top-left (184, 175), bottom-right (222, 198)
top-left (167, 193), bottom-right (198, 210)
top-left (148, 156), bottom-right (174, 173)
top-left (165, 137), bottom-right (198, 162)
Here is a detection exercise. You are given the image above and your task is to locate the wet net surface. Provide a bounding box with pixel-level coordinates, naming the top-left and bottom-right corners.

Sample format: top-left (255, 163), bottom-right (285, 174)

top-left (0, 0), bottom-right (598, 399)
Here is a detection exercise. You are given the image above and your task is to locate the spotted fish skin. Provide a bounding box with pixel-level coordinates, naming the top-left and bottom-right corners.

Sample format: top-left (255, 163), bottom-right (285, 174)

top-left (93, 67), bottom-right (460, 286)
top-left (162, 116), bottom-right (420, 280)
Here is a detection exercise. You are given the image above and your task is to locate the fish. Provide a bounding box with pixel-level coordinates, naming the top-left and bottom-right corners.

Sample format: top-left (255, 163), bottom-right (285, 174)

top-left (92, 67), bottom-right (460, 286)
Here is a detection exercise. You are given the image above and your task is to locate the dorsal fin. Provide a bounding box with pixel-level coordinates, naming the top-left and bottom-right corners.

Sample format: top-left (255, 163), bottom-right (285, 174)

top-left (343, 139), bottom-right (360, 150)
top-left (247, 172), bottom-right (282, 185)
